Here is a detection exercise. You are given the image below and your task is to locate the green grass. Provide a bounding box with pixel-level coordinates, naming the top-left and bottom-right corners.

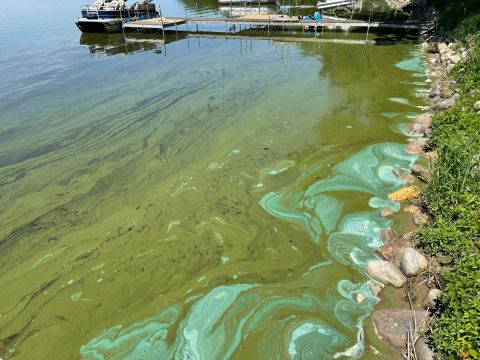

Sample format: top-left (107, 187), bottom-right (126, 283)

top-left (417, 27), bottom-right (480, 359)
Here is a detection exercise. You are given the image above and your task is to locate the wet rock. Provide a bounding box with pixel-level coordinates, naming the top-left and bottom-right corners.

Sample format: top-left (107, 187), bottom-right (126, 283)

top-left (380, 208), bottom-right (395, 217)
top-left (413, 210), bottom-right (428, 225)
top-left (428, 82), bottom-right (440, 98)
top-left (405, 138), bottom-right (428, 154)
top-left (393, 168), bottom-right (415, 185)
top-left (388, 186), bottom-right (421, 202)
top-left (415, 338), bottom-right (435, 360)
top-left (405, 122), bottom-right (425, 135)
top-left (412, 164), bottom-right (431, 183)
top-left (423, 288), bottom-right (442, 309)
top-left (367, 260), bottom-right (407, 288)
top-left (369, 281), bottom-right (382, 297)
top-left (400, 248), bottom-right (428, 276)
top-left (404, 204), bottom-right (420, 213)
top-left (372, 309), bottom-right (425, 348)
top-left (381, 228), bottom-right (393, 243)
top-left (421, 42), bottom-right (437, 53)
top-left (415, 113), bottom-right (432, 128)
top-left (435, 97), bottom-right (456, 110)
top-left (378, 235), bottom-right (412, 268)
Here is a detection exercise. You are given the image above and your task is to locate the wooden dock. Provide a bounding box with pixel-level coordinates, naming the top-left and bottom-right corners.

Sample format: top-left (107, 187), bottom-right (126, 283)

top-left (123, 17), bottom-right (187, 30)
top-left (123, 14), bottom-right (430, 31)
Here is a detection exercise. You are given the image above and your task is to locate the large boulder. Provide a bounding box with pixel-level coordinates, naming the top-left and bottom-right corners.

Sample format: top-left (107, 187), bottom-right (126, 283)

top-left (367, 260), bottom-right (407, 288)
top-left (372, 309), bottom-right (425, 348)
top-left (400, 248), bottom-right (428, 276)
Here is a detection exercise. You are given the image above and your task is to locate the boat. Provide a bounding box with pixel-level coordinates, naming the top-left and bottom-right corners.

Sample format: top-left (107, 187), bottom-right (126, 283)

top-left (316, 0), bottom-right (356, 10)
top-left (218, 0), bottom-right (276, 5)
top-left (75, 0), bottom-right (157, 33)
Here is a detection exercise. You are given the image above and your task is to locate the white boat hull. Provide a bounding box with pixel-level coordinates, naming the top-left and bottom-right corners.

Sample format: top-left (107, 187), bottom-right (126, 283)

top-left (317, 0), bottom-right (355, 9)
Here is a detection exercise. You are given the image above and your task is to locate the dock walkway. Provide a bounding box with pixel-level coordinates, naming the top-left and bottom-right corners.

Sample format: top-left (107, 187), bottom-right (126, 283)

top-left (123, 14), bottom-right (431, 31)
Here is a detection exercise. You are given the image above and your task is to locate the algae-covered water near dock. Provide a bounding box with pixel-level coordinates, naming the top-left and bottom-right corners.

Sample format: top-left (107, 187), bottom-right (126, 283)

top-left (0, 0), bottom-right (426, 358)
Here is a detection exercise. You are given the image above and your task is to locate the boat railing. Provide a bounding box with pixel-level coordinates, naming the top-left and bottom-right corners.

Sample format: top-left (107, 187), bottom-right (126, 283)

top-left (80, 4), bottom-right (157, 20)
top-left (81, 5), bottom-right (101, 19)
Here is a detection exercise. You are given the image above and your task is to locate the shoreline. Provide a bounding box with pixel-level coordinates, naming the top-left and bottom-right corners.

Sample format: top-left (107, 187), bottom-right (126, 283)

top-left (366, 31), bottom-right (471, 359)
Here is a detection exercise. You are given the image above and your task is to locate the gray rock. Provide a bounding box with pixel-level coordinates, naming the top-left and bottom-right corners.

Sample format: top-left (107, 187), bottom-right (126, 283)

top-left (412, 164), bottom-right (431, 183)
top-left (400, 248), bottom-right (428, 276)
top-left (428, 82), bottom-right (440, 98)
top-left (436, 97), bottom-right (456, 110)
top-left (423, 288), bottom-right (442, 309)
top-left (394, 168), bottom-right (415, 185)
top-left (372, 309), bottom-right (425, 348)
top-left (367, 260), bottom-right (407, 288)
top-left (415, 338), bottom-right (435, 360)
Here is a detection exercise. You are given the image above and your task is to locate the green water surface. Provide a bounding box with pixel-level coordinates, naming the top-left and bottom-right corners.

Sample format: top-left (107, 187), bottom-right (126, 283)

top-left (0, 1), bottom-right (427, 358)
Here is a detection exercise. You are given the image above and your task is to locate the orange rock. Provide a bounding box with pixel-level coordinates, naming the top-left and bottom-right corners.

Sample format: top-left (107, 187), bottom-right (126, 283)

top-left (387, 186), bottom-right (421, 201)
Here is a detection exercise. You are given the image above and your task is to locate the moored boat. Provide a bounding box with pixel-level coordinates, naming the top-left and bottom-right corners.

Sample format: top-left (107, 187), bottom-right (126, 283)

top-left (316, 0), bottom-right (356, 10)
top-left (75, 0), bottom-right (158, 33)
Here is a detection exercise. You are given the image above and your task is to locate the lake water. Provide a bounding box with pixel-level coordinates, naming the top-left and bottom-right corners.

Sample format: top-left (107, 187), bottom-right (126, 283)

top-left (0, 0), bottom-right (427, 359)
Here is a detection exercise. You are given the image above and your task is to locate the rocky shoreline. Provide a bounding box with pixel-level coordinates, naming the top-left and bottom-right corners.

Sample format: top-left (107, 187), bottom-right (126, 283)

top-left (365, 38), bottom-right (469, 359)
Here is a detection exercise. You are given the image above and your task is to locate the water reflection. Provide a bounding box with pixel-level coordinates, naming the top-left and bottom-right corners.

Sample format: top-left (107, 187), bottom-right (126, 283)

top-left (79, 32), bottom-right (187, 57)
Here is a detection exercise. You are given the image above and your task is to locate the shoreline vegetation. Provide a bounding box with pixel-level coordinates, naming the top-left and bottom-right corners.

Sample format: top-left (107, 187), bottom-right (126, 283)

top-left (369, 1), bottom-right (480, 359)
